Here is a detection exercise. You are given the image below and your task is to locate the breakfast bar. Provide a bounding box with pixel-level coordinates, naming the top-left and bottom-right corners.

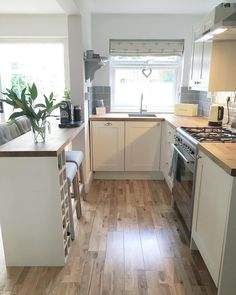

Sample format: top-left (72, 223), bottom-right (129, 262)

top-left (0, 123), bottom-right (84, 266)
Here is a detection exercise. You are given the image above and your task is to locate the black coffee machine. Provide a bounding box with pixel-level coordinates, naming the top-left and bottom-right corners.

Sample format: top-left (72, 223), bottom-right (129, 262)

top-left (59, 101), bottom-right (82, 128)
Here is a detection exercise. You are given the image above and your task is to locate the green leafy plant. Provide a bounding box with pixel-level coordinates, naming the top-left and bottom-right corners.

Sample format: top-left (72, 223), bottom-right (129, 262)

top-left (1, 83), bottom-right (64, 142)
top-left (63, 88), bottom-right (71, 101)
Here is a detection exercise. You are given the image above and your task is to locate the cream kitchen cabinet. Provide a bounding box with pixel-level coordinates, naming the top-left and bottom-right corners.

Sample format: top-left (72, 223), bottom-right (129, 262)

top-left (91, 120), bottom-right (161, 173)
top-left (192, 150), bottom-right (236, 294)
top-left (189, 21), bottom-right (213, 90)
top-left (125, 121), bottom-right (161, 171)
top-left (160, 121), bottom-right (176, 190)
top-left (91, 121), bottom-right (125, 171)
top-left (190, 19), bottom-right (236, 91)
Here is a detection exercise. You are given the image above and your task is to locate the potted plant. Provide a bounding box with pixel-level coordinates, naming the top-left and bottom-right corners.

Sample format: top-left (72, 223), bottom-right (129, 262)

top-left (1, 83), bottom-right (63, 143)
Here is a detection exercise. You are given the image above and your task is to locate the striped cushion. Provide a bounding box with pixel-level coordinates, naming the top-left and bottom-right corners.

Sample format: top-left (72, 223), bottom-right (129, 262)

top-left (15, 116), bottom-right (31, 134)
top-left (65, 151), bottom-right (84, 169)
top-left (0, 122), bottom-right (21, 145)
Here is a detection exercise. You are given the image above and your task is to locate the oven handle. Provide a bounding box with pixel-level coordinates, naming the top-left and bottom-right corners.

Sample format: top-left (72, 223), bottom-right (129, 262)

top-left (172, 144), bottom-right (195, 164)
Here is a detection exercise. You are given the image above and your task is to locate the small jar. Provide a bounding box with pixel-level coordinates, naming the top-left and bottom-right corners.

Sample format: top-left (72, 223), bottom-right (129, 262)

top-left (73, 105), bottom-right (81, 122)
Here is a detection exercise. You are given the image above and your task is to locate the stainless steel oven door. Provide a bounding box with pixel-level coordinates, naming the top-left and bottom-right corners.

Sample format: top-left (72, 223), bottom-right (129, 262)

top-left (172, 144), bottom-right (195, 235)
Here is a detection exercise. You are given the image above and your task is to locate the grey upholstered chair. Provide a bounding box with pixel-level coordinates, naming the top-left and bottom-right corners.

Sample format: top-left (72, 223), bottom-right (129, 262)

top-left (0, 122), bottom-right (21, 145)
top-left (15, 116), bottom-right (31, 134)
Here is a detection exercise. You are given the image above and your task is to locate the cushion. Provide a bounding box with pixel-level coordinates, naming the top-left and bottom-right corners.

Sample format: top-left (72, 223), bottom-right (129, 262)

top-left (15, 116), bottom-right (31, 134)
top-left (65, 151), bottom-right (84, 169)
top-left (0, 122), bottom-right (21, 145)
top-left (66, 162), bottom-right (77, 186)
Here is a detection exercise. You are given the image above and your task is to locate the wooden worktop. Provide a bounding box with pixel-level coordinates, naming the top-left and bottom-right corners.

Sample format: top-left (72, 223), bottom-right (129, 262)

top-left (90, 113), bottom-right (209, 126)
top-left (90, 113), bottom-right (236, 176)
top-left (199, 143), bottom-right (236, 176)
top-left (0, 122), bottom-right (85, 157)
top-left (89, 113), bottom-right (164, 121)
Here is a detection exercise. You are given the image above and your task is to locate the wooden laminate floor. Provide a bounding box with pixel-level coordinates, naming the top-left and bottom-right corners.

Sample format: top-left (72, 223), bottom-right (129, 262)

top-left (0, 180), bottom-right (217, 295)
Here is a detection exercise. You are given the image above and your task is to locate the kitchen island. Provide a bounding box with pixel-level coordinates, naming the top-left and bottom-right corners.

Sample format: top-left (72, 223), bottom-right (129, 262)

top-left (0, 122), bottom-right (84, 266)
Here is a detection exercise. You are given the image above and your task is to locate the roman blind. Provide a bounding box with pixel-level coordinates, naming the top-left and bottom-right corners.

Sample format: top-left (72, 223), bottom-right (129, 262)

top-left (109, 39), bottom-right (184, 56)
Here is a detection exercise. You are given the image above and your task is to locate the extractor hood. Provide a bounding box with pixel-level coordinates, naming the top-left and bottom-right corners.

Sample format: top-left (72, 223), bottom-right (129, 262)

top-left (196, 3), bottom-right (236, 42)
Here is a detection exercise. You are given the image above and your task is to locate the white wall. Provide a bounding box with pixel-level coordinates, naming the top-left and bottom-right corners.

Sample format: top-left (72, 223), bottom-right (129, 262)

top-left (91, 14), bottom-right (202, 86)
top-left (0, 15), bottom-right (68, 37)
top-left (67, 15), bottom-right (93, 190)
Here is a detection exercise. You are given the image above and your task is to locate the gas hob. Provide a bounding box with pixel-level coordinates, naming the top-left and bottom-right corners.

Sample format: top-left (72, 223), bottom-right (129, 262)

top-left (180, 127), bottom-right (236, 143)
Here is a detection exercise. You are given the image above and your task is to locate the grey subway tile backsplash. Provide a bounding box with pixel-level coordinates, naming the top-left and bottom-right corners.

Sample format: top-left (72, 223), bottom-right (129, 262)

top-left (179, 86), bottom-right (209, 116)
top-left (88, 86), bottom-right (111, 115)
top-left (87, 85), bottom-right (233, 120)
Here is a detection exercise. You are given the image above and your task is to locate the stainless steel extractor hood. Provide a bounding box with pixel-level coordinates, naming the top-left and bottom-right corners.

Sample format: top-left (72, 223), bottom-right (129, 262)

top-left (196, 3), bottom-right (236, 42)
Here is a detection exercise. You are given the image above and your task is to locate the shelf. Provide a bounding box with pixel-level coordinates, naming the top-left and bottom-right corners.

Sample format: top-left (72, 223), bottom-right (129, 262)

top-left (84, 56), bottom-right (108, 81)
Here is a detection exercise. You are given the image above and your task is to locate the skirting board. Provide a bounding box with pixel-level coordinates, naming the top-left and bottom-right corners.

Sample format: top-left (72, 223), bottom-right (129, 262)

top-left (93, 171), bottom-right (164, 180)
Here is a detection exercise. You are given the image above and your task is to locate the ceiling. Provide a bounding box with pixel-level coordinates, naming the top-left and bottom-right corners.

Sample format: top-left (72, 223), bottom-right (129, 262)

top-left (0, 0), bottom-right (64, 14)
top-left (0, 0), bottom-right (223, 15)
top-left (87, 0), bottom-right (223, 14)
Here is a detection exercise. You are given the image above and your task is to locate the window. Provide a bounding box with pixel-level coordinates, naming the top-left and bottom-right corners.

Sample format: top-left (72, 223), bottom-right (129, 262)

top-left (0, 42), bottom-right (65, 119)
top-left (109, 39), bottom-right (184, 112)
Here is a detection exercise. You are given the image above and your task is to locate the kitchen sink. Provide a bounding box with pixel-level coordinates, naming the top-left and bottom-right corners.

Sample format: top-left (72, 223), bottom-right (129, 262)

top-left (128, 113), bottom-right (157, 117)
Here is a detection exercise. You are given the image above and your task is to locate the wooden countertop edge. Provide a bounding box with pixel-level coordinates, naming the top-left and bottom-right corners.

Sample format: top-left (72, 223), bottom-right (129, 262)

top-left (198, 144), bottom-right (236, 176)
top-left (55, 123), bottom-right (85, 156)
top-left (89, 117), bottom-right (165, 122)
top-left (0, 150), bottom-right (57, 157)
top-left (0, 123), bottom-right (85, 157)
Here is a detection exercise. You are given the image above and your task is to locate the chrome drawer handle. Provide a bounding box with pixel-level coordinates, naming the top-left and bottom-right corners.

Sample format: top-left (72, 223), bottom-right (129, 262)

top-left (104, 122), bottom-right (112, 126)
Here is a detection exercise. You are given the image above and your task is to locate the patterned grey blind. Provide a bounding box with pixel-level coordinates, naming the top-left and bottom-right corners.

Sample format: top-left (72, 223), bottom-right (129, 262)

top-left (109, 39), bottom-right (184, 56)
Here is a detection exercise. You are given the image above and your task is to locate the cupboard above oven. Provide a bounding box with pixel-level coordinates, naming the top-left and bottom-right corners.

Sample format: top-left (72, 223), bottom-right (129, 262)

top-left (189, 20), bottom-right (236, 91)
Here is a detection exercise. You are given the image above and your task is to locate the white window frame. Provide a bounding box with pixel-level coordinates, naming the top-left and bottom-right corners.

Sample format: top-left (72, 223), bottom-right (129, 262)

top-left (110, 56), bottom-right (182, 113)
top-left (0, 38), bottom-right (68, 119)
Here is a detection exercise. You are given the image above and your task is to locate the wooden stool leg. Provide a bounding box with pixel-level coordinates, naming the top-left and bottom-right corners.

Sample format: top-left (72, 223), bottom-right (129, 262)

top-left (73, 172), bottom-right (82, 219)
top-left (67, 184), bottom-right (75, 240)
top-left (79, 164), bottom-right (86, 201)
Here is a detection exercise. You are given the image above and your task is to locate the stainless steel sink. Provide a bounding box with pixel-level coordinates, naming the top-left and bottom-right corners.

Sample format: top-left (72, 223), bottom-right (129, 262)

top-left (128, 113), bottom-right (157, 117)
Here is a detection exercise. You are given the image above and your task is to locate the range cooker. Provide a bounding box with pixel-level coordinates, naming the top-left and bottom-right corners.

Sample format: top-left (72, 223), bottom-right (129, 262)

top-left (172, 126), bottom-right (236, 238)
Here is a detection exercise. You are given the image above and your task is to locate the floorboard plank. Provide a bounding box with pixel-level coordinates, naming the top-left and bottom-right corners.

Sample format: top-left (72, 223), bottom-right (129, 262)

top-left (0, 180), bottom-right (217, 295)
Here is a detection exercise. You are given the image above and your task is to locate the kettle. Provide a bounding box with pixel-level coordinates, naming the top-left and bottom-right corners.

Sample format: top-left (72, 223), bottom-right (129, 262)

top-left (208, 104), bottom-right (224, 126)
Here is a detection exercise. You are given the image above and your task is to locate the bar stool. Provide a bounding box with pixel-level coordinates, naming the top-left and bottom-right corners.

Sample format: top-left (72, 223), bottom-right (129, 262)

top-left (65, 151), bottom-right (86, 201)
top-left (66, 162), bottom-right (82, 240)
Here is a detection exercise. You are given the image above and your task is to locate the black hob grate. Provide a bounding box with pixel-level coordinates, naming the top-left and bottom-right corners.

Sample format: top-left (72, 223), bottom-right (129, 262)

top-left (180, 127), bottom-right (236, 143)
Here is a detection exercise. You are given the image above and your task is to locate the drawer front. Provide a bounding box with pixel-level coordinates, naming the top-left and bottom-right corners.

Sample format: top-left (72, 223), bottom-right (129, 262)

top-left (92, 121), bottom-right (124, 128)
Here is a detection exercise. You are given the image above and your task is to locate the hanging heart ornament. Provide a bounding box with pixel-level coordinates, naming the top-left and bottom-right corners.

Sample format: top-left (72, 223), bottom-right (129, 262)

top-left (142, 67), bottom-right (152, 78)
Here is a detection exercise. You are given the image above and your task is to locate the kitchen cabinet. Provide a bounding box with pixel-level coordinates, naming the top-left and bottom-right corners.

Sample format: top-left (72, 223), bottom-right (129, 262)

top-left (91, 121), bottom-right (125, 171)
top-left (91, 120), bottom-right (161, 173)
top-left (160, 122), bottom-right (176, 190)
top-left (192, 150), bottom-right (236, 294)
top-left (189, 21), bottom-right (213, 90)
top-left (125, 121), bottom-right (161, 171)
top-left (190, 21), bottom-right (236, 91)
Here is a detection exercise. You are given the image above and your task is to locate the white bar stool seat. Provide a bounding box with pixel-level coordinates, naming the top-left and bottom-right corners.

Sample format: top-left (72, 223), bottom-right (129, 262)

top-left (65, 151), bottom-right (86, 200)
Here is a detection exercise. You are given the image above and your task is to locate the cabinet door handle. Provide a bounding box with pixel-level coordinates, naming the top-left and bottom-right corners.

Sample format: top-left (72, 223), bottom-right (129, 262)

top-left (104, 122), bottom-right (112, 126)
